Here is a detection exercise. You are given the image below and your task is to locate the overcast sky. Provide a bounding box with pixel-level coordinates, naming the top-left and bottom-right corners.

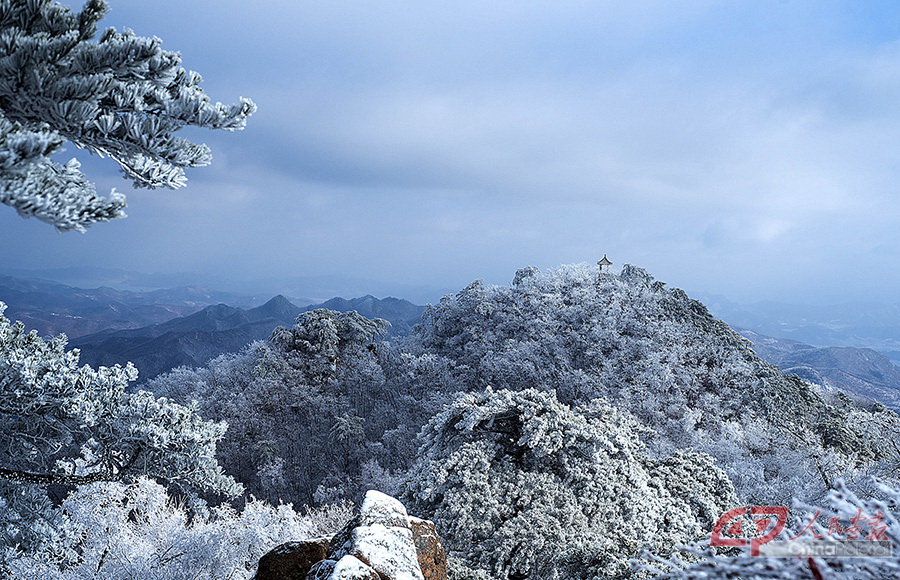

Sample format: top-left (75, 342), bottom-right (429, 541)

top-left (2, 0), bottom-right (900, 304)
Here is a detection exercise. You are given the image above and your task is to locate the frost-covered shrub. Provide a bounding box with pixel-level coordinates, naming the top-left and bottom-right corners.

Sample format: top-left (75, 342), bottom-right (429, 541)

top-left (404, 387), bottom-right (738, 580)
top-left (0, 303), bottom-right (239, 559)
top-left (4, 478), bottom-right (353, 580)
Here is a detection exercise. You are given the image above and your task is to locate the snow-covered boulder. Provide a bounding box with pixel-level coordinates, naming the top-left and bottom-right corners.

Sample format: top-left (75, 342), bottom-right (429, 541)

top-left (254, 491), bottom-right (446, 580)
top-left (357, 490), bottom-right (410, 528)
top-left (307, 555), bottom-right (381, 580)
top-left (314, 490), bottom-right (426, 580)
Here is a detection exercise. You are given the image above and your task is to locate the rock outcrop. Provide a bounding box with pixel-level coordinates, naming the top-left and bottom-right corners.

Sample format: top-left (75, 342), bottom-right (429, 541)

top-left (409, 518), bottom-right (446, 580)
top-left (254, 538), bottom-right (331, 580)
top-left (254, 491), bottom-right (447, 580)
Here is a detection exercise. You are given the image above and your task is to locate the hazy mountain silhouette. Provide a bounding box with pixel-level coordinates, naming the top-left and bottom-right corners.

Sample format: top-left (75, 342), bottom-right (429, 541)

top-left (0, 275), bottom-right (242, 339)
top-left (71, 295), bottom-right (425, 381)
top-left (738, 327), bottom-right (900, 409)
top-left (696, 291), bottom-right (900, 364)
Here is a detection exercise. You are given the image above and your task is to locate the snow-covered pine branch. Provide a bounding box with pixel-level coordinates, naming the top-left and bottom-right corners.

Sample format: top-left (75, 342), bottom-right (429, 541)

top-left (0, 0), bottom-right (255, 231)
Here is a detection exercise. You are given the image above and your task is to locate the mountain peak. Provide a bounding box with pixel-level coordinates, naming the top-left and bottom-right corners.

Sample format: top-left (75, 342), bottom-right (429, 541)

top-left (169, 303), bottom-right (247, 332)
top-left (265, 294), bottom-right (293, 307)
top-left (249, 295), bottom-right (301, 323)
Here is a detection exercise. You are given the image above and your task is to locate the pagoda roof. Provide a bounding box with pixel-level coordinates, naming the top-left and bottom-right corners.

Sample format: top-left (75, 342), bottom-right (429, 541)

top-left (597, 255), bottom-right (613, 266)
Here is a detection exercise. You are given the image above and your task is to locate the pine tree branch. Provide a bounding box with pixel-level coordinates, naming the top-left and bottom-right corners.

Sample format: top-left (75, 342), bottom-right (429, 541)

top-left (0, 466), bottom-right (119, 485)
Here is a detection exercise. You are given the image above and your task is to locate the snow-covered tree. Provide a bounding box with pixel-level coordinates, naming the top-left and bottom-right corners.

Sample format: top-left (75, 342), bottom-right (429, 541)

top-left (0, 302), bottom-right (240, 559)
top-left (0, 0), bottom-right (255, 231)
top-left (409, 263), bottom-right (894, 504)
top-left (148, 309), bottom-right (418, 506)
top-left (403, 387), bottom-right (738, 579)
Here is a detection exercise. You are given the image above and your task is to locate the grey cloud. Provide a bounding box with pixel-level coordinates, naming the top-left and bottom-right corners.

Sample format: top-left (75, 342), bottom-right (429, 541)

top-left (6, 0), bottom-right (900, 306)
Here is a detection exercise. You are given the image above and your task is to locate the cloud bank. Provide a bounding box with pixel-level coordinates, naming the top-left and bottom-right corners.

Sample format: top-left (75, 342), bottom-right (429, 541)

top-left (2, 0), bottom-right (899, 304)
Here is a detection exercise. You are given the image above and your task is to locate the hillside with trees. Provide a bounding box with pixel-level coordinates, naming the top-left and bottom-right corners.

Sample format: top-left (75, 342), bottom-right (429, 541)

top-left (3, 259), bottom-right (900, 578)
top-left (134, 262), bottom-right (900, 578)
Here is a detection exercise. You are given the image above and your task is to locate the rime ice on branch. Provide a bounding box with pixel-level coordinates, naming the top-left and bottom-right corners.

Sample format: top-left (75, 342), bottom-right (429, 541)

top-left (0, 0), bottom-right (255, 231)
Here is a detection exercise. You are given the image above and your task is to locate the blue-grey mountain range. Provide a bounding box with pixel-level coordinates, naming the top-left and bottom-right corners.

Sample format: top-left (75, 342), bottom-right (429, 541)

top-left (69, 295), bottom-right (425, 381)
top-left (697, 292), bottom-right (900, 365)
top-left (0, 274), bottom-right (256, 338)
top-left (0, 266), bottom-right (452, 306)
top-left (2, 271), bottom-right (900, 406)
top-left (736, 328), bottom-right (900, 409)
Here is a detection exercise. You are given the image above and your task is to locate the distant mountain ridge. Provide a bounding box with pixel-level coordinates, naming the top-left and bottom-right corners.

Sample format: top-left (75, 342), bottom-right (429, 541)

top-left (80, 295), bottom-right (302, 341)
top-left (310, 295), bottom-right (425, 335)
top-left (696, 292), bottom-right (900, 364)
top-left (71, 294), bottom-right (425, 381)
top-left (0, 275), bottom-right (258, 339)
top-left (0, 265), bottom-right (453, 306)
top-left (738, 327), bottom-right (900, 409)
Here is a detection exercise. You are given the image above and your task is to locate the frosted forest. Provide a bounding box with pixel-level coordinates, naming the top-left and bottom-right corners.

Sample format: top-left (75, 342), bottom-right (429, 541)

top-left (2, 1), bottom-right (900, 579)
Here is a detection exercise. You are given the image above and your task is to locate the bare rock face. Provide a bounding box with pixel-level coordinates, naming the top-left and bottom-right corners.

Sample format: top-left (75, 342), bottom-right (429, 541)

top-left (409, 518), bottom-right (447, 580)
top-left (254, 491), bottom-right (447, 580)
top-left (254, 538), bottom-right (330, 580)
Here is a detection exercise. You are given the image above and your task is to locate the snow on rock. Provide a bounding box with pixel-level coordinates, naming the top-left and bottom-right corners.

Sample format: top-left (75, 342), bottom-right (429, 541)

top-left (320, 490), bottom-right (424, 580)
top-left (289, 491), bottom-right (439, 580)
top-left (254, 491), bottom-right (445, 580)
top-left (358, 490), bottom-right (411, 528)
top-left (347, 523), bottom-right (422, 579)
top-left (307, 555), bottom-right (381, 579)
